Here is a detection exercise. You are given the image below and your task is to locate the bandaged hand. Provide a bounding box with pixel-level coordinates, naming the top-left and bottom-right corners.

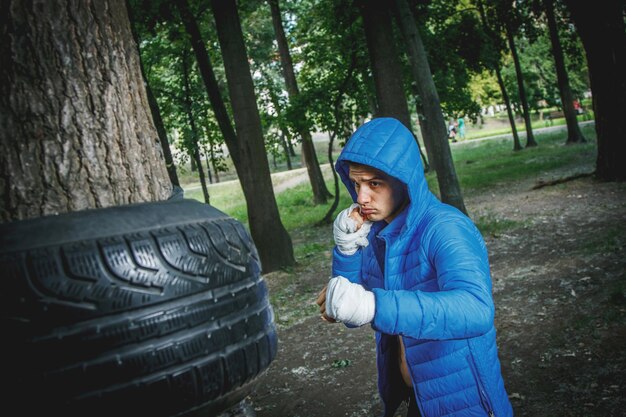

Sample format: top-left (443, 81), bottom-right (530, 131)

top-left (325, 276), bottom-right (375, 327)
top-left (333, 203), bottom-right (372, 255)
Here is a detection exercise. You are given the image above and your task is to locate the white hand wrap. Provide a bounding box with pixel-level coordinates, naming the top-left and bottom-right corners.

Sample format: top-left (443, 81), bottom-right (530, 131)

top-left (326, 276), bottom-right (375, 327)
top-left (333, 203), bottom-right (372, 255)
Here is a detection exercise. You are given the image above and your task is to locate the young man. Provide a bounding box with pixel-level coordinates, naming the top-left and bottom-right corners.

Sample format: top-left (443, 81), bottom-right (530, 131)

top-left (316, 118), bottom-right (513, 417)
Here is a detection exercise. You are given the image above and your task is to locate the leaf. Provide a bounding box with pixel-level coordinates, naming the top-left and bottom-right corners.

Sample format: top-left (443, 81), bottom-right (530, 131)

top-left (331, 359), bottom-right (352, 368)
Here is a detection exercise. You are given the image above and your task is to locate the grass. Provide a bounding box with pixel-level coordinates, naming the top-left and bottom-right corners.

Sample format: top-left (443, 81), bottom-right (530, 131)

top-left (464, 113), bottom-right (594, 141)
top-left (428, 124), bottom-right (597, 193)
top-left (184, 123), bottom-right (597, 261)
top-left (474, 214), bottom-right (526, 237)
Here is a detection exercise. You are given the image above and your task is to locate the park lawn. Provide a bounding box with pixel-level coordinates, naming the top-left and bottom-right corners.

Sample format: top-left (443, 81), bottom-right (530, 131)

top-left (464, 112), bottom-right (594, 140)
top-left (186, 124), bottom-right (597, 267)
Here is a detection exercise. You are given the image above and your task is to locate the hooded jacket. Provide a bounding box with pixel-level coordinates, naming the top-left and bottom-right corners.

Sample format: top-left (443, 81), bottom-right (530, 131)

top-left (332, 118), bottom-right (513, 417)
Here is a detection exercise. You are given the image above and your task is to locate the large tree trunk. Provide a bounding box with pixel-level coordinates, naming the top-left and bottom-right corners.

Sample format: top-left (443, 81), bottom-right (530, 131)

top-left (392, 0), bottom-right (467, 215)
top-left (175, 0), bottom-right (294, 272)
top-left (360, 1), bottom-right (412, 129)
top-left (0, 0), bottom-right (172, 223)
top-left (505, 19), bottom-right (538, 147)
top-left (545, 0), bottom-right (586, 145)
top-left (210, 0), bottom-right (295, 272)
top-left (360, 0), bottom-right (429, 170)
top-left (268, 0), bottom-right (331, 204)
top-left (564, 0), bottom-right (626, 181)
top-left (181, 51), bottom-right (210, 205)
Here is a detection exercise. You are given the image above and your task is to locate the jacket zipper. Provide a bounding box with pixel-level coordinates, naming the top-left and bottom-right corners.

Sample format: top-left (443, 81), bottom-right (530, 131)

top-left (467, 356), bottom-right (495, 416)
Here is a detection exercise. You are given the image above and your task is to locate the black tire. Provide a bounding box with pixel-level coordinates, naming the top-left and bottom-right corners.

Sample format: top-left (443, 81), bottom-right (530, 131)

top-left (0, 199), bottom-right (277, 417)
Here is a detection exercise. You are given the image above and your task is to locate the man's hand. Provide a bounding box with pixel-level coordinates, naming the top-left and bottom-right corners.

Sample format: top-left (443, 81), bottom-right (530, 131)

top-left (323, 276), bottom-right (375, 327)
top-left (316, 285), bottom-right (337, 323)
top-left (333, 204), bottom-right (372, 255)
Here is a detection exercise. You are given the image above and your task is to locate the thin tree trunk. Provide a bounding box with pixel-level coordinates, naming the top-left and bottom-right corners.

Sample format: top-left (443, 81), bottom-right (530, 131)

top-left (545, 0), bottom-right (586, 144)
top-left (268, 0), bottom-right (331, 204)
top-left (320, 50), bottom-right (359, 225)
top-left (505, 20), bottom-right (538, 147)
top-left (280, 132), bottom-right (293, 170)
top-left (0, 0), bottom-right (172, 223)
top-left (360, 0), bottom-right (430, 171)
top-left (564, 0), bottom-right (626, 181)
top-left (496, 67), bottom-right (523, 150)
top-left (260, 67), bottom-right (293, 170)
top-left (175, 0), bottom-right (240, 166)
top-left (393, 0), bottom-right (467, 214)
top-left (210, 0), bottom-right (294, 272)
top-left (204, 151), bottom-right (213, 184)
top-left (181, 51), bottom-right (210, 205)
top-left (127, 0), bottom-right (180, 187)
top-left (476, 0), bottom-right (522, 151)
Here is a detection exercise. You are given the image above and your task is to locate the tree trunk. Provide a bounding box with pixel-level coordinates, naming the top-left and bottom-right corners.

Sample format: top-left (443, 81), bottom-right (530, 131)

top-left (476, 0), bottom-right (522, 151)
top-left (268, 0), bottom-right (331, 204)
top-left (280, 132), bottom-right (293, 170)
top-left (360, 0), bottom-right (429, 170)
top-left (360, 1), bottom-right (411, 128)
top-left (174, 0), bottom-right (241, 166)
top-left (127, 0), bottom-right (180, 187)
top-left (545, 0), bottom-right (586, 145)
top-left (261, 68), bottom-right (293, 170)
top-left (204, 151), bottom-right (213, 184)
top-left (496, 67), bottom-right (523, 150)
top-left (392, 0), bottom-right (467, 215)
top-left (210, 0), bottom-right (294, 272)
top-left (505, 19), bottom-right (538, 147)
top-left (181, 51), bottom-right (210, 205)
top-left (564, 0), bottom-right (626, 181)
top-left (0, 0), bottom-right (171, 223)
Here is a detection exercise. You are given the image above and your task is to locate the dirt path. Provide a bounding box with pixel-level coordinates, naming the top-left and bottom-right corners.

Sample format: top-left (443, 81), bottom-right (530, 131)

top-left (249, 174), bottom-right (626, 417)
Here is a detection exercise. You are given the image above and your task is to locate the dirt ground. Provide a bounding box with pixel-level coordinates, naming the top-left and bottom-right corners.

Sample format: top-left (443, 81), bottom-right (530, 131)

top-left (245, 171), bottom-right (625, 417)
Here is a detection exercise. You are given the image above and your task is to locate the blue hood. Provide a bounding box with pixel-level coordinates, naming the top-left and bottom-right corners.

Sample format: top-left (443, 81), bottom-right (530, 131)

top-left (336, 117), bottom-right (435, 231)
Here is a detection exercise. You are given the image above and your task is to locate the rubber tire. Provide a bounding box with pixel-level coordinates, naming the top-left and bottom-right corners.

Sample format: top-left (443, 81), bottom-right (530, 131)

top-left (0, 199), bottom-right (277, 417)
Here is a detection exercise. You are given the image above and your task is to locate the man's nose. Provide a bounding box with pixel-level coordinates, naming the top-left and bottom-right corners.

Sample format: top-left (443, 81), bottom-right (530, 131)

top-left (357, 187), bottom-right (371, 205)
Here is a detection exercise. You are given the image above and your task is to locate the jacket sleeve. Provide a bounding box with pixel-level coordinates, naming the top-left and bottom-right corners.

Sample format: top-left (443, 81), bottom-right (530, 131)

top-left (331, 246), bottom-right (364, 285)
top-left (371, 217), bottom-right (495, 340)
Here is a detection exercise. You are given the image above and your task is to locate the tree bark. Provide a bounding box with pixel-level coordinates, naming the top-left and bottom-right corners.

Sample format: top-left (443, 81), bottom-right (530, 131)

top-left (0, 0), bottom-right (172, 223)
top-left (545, 0), bottom-right (586, 145)
top-left (564, 0), bottom-right (626, 181)
top-left (268, 0), bottom-right (331, 204)
top-left (505, 19), bottom-right (538, 147)
top-left (392, 0), bottom-right (467, 215)
top-left (210, 0), bottom-right (294, 272)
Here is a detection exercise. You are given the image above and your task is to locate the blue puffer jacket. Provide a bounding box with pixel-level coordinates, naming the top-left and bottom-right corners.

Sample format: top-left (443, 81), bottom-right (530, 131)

top-left (332, 118), bottom-right (513, 417)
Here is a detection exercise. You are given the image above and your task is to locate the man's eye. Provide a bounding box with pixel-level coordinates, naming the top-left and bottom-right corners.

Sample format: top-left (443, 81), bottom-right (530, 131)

top-left (370, 181), bottom-right (380, 187)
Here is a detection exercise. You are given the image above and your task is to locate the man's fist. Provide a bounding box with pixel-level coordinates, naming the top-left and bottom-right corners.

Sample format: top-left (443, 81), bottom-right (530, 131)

top-left (325, 276), bottom-right (375, 327)
top-left (333, 204), bottom-right (372, 255)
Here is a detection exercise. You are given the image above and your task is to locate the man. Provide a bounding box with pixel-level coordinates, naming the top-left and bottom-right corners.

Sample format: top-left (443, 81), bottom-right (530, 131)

top-left (316, 118), bottom-right (513, 417)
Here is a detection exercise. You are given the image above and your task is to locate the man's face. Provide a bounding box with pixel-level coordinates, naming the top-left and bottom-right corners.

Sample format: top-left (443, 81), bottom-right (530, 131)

top-left (348, 164), bottom-right (407, 223)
